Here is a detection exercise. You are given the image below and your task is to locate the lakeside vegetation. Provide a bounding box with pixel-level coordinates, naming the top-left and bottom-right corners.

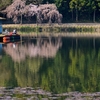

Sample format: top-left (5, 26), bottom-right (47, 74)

top-left (1, 0), bottom-right (100, 23)
top-left (2, 23), bottom-right (99, 35)
top-left (1, 0), bottom-right (100, 36)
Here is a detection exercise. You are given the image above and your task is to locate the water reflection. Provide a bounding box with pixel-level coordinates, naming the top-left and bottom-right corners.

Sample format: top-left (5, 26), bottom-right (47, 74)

top-left (3, 37), bottom-right (62, 62)
top-left (1, 37), bottom-right (100, 99)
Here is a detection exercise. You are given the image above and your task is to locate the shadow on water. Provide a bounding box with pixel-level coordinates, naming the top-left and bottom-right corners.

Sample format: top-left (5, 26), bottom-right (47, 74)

top-left (0, 36), bottom-right (100, 99)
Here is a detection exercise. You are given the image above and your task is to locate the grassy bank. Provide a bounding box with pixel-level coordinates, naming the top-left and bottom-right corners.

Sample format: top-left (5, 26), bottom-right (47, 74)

top-left (2, 23), bottom-right (100, 36)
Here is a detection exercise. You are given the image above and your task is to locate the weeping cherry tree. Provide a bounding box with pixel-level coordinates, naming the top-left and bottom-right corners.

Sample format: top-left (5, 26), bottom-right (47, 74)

top-left (2, 0), bottom-right (25, 24)
top-left (24, 3), bottom-right (62, 24)
top-left (2, 0), bottom-right (62, 24)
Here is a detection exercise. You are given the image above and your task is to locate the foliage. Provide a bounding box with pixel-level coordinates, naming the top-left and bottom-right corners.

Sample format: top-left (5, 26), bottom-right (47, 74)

top-left (1, 0), bottom-right (100, 22)
top-left (2, 0), bottom-right (26, 23)
top-left (2, 0), bottom-right (62, 24)
top-left (0, 0), bottom-right (12, 10)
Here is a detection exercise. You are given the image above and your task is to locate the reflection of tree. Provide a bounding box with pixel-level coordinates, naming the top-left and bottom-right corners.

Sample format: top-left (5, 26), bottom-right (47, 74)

top-left (0, 52), bottom-right (42, 87)
top-left (38, 38), bottom-right (100, 93)
top-left (68, 46), bottom-right (100, 92)
top-left (0, 55), bottom-right (17, 87)
top-left (2, 37), bottom-right (61, 87)
top-left (2, 38), bottom-right (100, 94)
top-left (39, 52), bottom-right (67, 93)
top-left (14, 57), bottom-right (42, 87)
top-left (3, 37), bottom-right (62, 62)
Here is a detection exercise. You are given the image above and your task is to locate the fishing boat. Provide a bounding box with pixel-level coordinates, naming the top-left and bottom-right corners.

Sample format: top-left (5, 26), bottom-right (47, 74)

top-left (0, 17), bottom-right (20, 43)
top-left (0, 34), bottom-right (20, 43)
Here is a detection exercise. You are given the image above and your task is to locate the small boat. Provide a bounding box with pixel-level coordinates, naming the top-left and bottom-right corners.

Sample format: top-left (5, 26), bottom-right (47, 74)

top-left (0, 33), bottom-right (20, 43)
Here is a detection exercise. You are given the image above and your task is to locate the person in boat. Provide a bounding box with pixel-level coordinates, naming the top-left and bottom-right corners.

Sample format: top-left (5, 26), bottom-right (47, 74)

top-left (4, 29), bottom-right (9, 34)
top-left (13, 29), bottom-right (17, 34)
top-left (9, 29), bottom-right (17, 35)
top-left (5, 29), bottom-right (8, 33)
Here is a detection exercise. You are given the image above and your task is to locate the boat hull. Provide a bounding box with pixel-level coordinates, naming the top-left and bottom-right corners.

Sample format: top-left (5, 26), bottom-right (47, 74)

top-left (0, 34), bottom-right (20, 43)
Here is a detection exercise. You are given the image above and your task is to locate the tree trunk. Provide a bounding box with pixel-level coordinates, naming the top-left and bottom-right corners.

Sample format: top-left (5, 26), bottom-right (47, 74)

top-left (71, 10), bottom-right (73, 21)
top-left (93, 10), bottom-right (96, 22)
top-left (20, 14), bottom-right (22, 24)
top-left (76, 8), bottom-right (78, 22)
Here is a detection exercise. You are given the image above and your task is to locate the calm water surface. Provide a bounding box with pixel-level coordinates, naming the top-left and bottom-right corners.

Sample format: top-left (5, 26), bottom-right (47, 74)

top-left (0, 36), bottom-right (100, 99)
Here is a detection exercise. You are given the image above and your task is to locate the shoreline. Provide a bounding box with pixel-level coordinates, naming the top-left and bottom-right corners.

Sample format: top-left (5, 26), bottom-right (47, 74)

top-left (2, 23), bottom-right (100, 37)
top-left (0, 87), bottom-right (99, 100)
top-left (2, 23), bottom-right (100, 27)
top-left (20, 32), bottom-right (100, 38)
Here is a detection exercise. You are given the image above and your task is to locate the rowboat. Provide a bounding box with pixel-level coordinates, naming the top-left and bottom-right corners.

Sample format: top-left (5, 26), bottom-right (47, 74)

top-left (0, 34), bottom-right (20, 43)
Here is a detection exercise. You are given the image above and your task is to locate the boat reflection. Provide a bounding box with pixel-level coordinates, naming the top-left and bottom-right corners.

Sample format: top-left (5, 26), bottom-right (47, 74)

top-left (3, 37), bottom-right (62, 62)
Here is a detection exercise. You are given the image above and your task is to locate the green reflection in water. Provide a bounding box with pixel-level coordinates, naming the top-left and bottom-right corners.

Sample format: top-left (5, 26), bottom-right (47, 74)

top-left (0, 53), bottom-right (17, 87)
top-left (14, 57), bottom-right (43, 87)
top-left (0, 37), bottom-right (100, 94)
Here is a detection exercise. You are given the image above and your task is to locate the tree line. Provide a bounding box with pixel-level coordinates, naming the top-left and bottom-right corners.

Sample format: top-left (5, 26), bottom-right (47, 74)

top-left (0, 0), bottom-right (100, 23)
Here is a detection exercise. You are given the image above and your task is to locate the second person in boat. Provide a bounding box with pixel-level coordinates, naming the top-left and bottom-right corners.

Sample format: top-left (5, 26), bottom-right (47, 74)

top-left (13, 29), bottom-right (17, 34)
top-left (10, 29), bottom-right (17, 35)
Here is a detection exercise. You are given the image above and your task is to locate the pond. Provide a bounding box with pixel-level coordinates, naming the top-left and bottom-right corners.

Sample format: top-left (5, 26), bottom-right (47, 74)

top-left (0, 36), bottom-right (100, 99)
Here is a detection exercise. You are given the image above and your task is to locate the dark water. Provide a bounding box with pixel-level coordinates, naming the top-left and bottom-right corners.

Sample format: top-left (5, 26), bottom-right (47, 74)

top-left (1, 36), bottom-right (100, 99)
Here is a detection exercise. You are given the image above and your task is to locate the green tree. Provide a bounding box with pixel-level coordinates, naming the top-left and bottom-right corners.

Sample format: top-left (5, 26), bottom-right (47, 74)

top-left (69, 0), bottom-right (86, 22)
top-left (0, 0), bottom-right (12, 10)
top-left (89, 0), bottom-right (100, 22)
top-left (54, 0), bottom-right (70, 21)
